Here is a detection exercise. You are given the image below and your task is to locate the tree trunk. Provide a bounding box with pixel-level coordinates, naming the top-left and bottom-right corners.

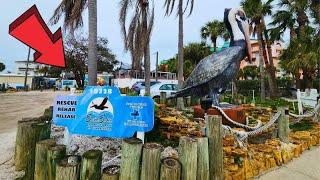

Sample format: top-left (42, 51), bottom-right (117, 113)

top-left (142, 2), bottom-right (151, 96)
top-left (177, 0), bottom-right (185, 110)
top-left (257, 24), bottom-right (266, 100)
top-left (263, 19), bottom-right (278, 98)
top-left (88, 0), bottom-right (98, 86)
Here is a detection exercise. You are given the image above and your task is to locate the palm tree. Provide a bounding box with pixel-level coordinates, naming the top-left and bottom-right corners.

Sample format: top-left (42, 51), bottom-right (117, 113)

top-left (120, 0), bottom-right (155, 95)
top-left (200, 20), bottom-right (226, 52)
top-left (241, 0), bottom-right (279, 99)
top-left (51, 0), bottom-right (98, 86)
top-left (164, 0), bottom-right (194, 110)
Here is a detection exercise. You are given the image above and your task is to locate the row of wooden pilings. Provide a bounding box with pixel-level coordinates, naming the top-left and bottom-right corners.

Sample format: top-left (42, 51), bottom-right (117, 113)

top-left (15, 107), bottom-right (291, 180)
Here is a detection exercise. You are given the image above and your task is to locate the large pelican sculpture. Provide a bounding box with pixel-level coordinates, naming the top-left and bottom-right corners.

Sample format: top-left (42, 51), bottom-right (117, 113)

top-left (176, 7), bottom-right (252, 107)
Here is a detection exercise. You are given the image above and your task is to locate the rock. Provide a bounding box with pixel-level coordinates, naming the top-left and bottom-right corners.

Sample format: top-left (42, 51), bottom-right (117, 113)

top-left (224, 171), bottom-right (233, 180)
top-left (292, 131), bottom-right (311, 140)
top-left (273, 149), bottom-right (283, 166)
top-left (243, 158), bottom-right (254, 179)
top-left (226, 164), bottom-right (239, 172)
top-left (231, 149), bottom-right (247, 158)
top-left (161, 146), bottom-right (178, 159)
top-left (223, 136), bottom-right (235, 147)
top-left (294, 144), bottom-right (302, 157)
top-left (232, 168), bottom-right (245, 180)
top-left (265, 155), bottom-right (277, 168)
top-left (223, 146), bottom-right (233, 156)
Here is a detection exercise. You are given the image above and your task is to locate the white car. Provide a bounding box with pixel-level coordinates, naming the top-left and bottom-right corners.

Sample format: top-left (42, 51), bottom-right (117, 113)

top-left (140, 82), bottom-right (178, 99)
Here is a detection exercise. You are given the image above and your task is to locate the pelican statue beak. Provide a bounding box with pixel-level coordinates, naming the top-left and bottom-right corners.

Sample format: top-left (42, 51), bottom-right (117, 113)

top-left (243, 20), bottom-right (252, 63)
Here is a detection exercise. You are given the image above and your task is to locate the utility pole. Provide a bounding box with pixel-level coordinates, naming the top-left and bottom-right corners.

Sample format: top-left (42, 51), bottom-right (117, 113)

top-left (155, 51), bottom-right (159, 81)
top-left (24, 47), bottom-right (31, 91)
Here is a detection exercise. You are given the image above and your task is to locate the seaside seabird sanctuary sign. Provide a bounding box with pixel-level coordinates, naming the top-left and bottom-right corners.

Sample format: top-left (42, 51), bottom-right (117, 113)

top-left (53, 86), bottom-right (154, 138)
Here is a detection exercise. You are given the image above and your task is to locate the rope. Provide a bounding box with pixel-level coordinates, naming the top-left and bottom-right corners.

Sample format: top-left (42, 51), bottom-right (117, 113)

top-left (212, 106), bottom-right (262, 130)
top-left (221, 112), bottom-right (281, 141)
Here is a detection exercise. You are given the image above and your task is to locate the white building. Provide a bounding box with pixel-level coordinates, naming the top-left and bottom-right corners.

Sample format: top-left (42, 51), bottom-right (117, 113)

top-left (15, 60), bottom-right (46, 76)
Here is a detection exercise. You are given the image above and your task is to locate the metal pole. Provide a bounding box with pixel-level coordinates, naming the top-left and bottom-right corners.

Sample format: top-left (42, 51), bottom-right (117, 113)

top-left (24, 47), bottom-right (31, 91)
top-left (155, 51), bottom-right (159, 81)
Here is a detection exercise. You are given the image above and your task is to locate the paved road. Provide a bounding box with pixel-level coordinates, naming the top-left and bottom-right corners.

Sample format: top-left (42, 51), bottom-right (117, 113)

top-left (0, 91), bottom-right (66, 133)
top-left (257, 146), bottom-right (320, 180)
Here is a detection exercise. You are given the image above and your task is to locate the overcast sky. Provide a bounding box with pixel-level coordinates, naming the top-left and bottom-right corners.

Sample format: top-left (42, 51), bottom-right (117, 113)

top-left (1, 0), bottom-right (255, 72)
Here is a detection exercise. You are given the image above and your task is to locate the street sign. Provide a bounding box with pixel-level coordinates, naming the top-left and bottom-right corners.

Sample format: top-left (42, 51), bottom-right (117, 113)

top-left (53, 86), bottom-right (154, 138)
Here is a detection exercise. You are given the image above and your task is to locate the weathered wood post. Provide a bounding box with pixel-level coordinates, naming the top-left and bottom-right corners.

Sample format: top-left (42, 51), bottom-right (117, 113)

top-left (80, 149), bottom-right (103, 180)
top-left (179, 136), bottom-right (198, 180)
top-left (140, 143), bottom-right (162, 180)
top-left (34, 139), bottom-right (56, 180)
top-left (197, 137), bottom-right (209, 180)
top-left (102, 165), bottom-right (120, 180)
top-left (56, 155), bottom-right (81, 180)
top-left (185, 96), bottom-right (191, 107)
top-left (160, 157), bottom-right (181, 180)
top-left (278, 107), bottom-right (290, 143)
top-left (160, 92), bottom-right (167, 105)
top-left (15, 118), bottom-right (38, 171)
top-left (47, 145), bottom-right (66, 180)
top-left (207, 115), bottom-right (223, 180)
top-left (120, 138), bottom-right (143, 180)
top-left (15, 118), bottom-right (51, 179)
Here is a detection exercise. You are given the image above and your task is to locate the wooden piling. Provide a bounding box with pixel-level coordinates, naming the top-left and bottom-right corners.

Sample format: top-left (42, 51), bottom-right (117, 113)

top-left (278, 107), bottom-right (290, 143)
top-left (160, 157), bottom-right (181, 180)
top-left (47, 145), bottom-right (66, 180)
top-left (15, 118), bottom-right (51, 180)
top-left (102, 165), bottom-right (120, 180)
top-left (207, 115), bottom-right (223, 180)
top-left (56, 155), bottom-right (81, 180)
top-left (185, 96), bottom-right (191, 107)
top-left (80, 149), bottom-right (103, 180)
top-left (179, 136), bottom-right (198, 180)
top-left (160, 92), bottom-right (167, 104)
top-left (120, 138), bottom-right (143, 180)
top-left (34, 139), bottom-right (56, 180)
top-left (197, 137), bottom-right (209, 180)
top-left (140, 143), bottom-right (162, 180)
top-left (15, 118), bottom-right (39, 171)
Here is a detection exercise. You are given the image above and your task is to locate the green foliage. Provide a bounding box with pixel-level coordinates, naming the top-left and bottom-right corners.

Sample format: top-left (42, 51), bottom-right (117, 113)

top-left (63, 35), bottom-right (118, 88)
top-left (200, 20), bottom-right (229, 52)
top-left (290, 120), bottom-right (314, 132)
top-left (236, 78), bottom-right (295, 97)
top-left (0, 62), bottom-right (5, 72)
top-left (161, 42), bottom-right (211, 78)
top-left (241, 65), bottom-right (259, 80)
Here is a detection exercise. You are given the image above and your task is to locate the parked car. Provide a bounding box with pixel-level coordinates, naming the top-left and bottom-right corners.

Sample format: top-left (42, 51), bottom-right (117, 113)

top-left (131, 81), bottom-right (160, 94)
top-left (58, 80), bottom-right (78, 90)
top-left (140, 82), bottom-right (178, 99)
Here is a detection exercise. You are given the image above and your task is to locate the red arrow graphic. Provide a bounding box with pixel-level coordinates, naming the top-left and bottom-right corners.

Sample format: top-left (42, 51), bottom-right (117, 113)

top-left (9, 5), bottom-right (65, 67)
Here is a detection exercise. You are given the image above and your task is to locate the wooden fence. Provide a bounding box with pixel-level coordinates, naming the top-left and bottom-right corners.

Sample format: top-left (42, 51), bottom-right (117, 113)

top-left (14, 104), bottom-right (294, 180)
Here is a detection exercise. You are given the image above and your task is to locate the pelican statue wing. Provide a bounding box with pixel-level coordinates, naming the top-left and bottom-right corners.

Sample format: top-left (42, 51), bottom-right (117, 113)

top-left (182, 46), bottom-right (242, 90)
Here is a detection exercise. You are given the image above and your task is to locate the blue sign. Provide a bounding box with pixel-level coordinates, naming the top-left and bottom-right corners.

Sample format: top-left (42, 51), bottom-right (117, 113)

top-left (53, 86), bottom-right (154, 138)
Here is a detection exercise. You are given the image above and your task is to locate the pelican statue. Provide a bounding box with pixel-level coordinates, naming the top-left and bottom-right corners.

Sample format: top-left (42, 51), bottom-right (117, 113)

top-left (176, 7), bottom-right (252, 107)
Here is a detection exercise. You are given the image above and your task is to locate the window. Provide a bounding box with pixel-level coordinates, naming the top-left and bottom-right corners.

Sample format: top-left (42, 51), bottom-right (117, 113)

top-left (159, 84), bottom-right (170, 90)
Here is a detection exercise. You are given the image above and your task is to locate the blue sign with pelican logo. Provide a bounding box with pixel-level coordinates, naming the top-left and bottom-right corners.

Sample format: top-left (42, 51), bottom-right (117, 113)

top-left (53, 86), bottom-right (154, 138)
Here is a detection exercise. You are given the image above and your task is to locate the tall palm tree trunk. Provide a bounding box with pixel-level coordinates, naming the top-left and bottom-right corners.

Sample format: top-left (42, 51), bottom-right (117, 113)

top-left (177, 0), bottom-right (185, 110)
top-left (142, 1), bottom-right (151, 96)
top-left (88, 0), bottom-right (98, 86)
top-left (257, 24), bottom-right (266, 100)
